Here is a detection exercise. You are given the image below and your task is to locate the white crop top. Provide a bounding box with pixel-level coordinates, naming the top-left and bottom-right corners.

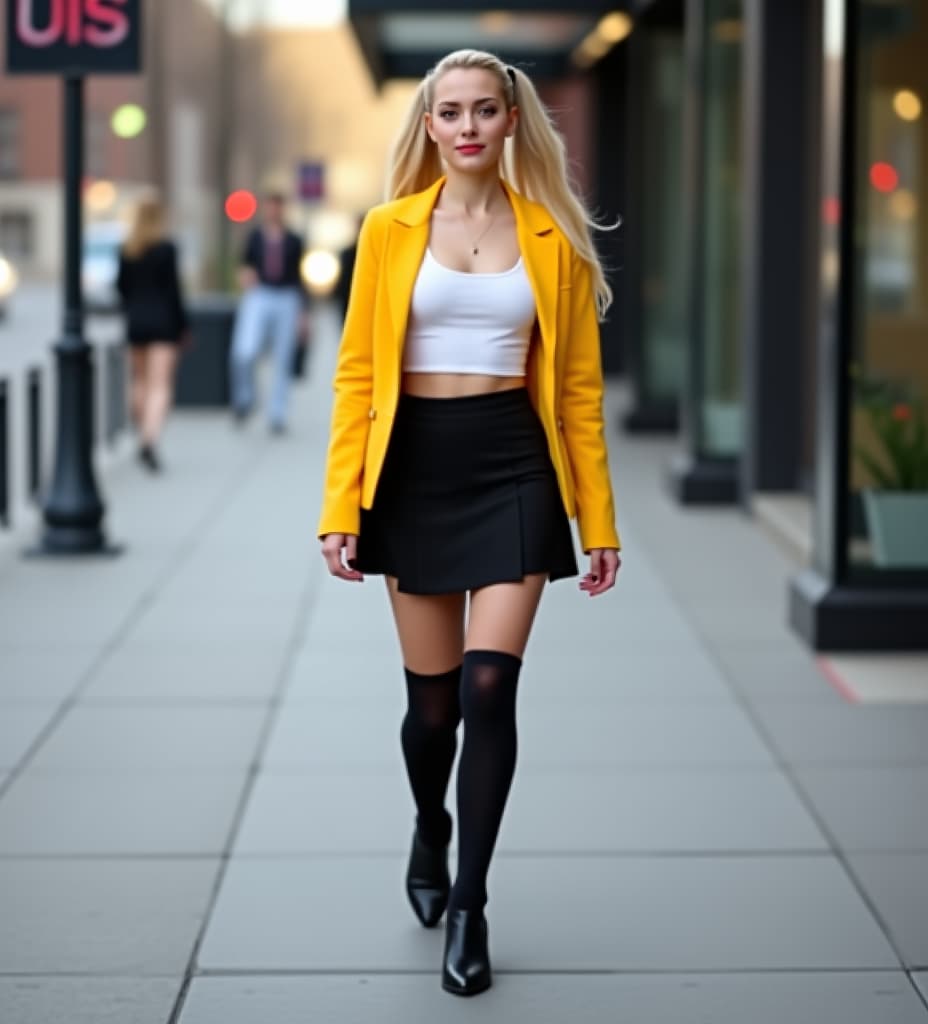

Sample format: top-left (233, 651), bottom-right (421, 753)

top-left (402, 249), bottom-right (537, 377)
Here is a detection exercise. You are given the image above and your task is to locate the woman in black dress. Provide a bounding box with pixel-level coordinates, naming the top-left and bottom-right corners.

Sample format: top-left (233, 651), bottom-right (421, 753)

top-left (116, 195), bottom-right (188, 472)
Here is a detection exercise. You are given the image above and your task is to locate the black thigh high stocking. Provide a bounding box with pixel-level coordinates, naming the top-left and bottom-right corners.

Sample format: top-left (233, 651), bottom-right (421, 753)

top-left (401, 665), bottom-right (462, 850)
top-left (450, 649), bottom-right (522, 911)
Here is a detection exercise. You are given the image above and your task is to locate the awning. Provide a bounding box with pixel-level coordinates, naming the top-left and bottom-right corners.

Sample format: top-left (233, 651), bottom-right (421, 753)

top-left (348, 0), bottom-right (632, 84)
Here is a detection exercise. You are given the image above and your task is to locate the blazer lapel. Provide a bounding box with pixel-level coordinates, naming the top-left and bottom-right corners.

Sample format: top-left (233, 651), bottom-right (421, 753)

top-left (503, 181), bottom-right (558, 367)
top-left (386, 178), bottom-right (445, 374)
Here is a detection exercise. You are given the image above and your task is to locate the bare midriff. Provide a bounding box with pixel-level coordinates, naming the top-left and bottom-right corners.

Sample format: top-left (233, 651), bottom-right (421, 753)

top-left (401, 372), bottom-right (525, 399)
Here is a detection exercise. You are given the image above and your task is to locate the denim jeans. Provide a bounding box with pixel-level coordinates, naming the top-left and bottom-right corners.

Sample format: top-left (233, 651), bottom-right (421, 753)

top-left (229, 285), bottom-right (301, 426)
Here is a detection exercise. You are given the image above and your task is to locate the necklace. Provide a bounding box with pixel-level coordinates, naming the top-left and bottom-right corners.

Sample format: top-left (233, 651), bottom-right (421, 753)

top-left (468, 214), bottom-right (497, 255)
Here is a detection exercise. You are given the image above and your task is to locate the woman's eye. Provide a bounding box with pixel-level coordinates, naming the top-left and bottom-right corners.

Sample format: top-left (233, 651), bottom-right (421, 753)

top-left (480, 107), bottom-right (498, 117)
top-left (440, 110), bottom-right (457, 119)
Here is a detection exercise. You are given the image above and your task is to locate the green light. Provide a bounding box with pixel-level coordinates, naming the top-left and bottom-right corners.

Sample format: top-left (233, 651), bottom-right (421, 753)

top-left (111, 104), bottom-right (147, 139)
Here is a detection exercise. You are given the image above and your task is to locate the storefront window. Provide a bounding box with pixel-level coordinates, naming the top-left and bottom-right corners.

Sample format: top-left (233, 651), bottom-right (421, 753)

top-left (848, 0), bottom-right (928, 573)
top-left (640, 31), bottom-right (686, 406)
top-left (697, 0), bottom-right (743, 457)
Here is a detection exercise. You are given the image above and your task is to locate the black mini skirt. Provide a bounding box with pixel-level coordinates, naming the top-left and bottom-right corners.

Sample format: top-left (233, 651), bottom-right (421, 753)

top-left (353, 388), bottom-right (579, 595)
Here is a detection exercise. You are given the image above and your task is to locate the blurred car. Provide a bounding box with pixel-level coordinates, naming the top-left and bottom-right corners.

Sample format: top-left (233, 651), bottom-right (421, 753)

top-left (0, 252), bottom-right (18, 319)
top-left (82, 221), bottom-right (126, 312)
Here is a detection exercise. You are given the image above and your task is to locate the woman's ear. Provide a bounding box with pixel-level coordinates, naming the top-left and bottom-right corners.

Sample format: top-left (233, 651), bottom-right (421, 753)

top-left (506, 105), bottom-right (519, 139)
top-left (424, 111), bottom-right (436, 142)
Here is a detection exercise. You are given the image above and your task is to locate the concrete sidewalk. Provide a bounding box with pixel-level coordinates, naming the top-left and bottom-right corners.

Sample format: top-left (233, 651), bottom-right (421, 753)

top-left (1, 303), bottom-right (926, 1023)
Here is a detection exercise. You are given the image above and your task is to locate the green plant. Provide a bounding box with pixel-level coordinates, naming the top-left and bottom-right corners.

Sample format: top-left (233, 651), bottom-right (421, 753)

top-left (854, 375), bottom-right (928, 491)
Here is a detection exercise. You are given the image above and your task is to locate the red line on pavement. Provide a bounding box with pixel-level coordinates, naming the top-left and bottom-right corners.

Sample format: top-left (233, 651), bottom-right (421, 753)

top-left (816, 656), bottom-right (860, 704)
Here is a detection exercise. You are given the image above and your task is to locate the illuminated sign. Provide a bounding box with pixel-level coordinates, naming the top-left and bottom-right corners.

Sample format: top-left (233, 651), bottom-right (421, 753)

top-left (5, 0), bottom-right (141, 75)
top-left (297, 162), bottom-right (325, 202)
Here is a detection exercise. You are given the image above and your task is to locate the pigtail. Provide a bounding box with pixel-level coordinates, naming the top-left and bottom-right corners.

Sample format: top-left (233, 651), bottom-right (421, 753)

top-left (385, 78), bottom-right (444, 201)
top-left (503, 65), bottom-right (614, 318)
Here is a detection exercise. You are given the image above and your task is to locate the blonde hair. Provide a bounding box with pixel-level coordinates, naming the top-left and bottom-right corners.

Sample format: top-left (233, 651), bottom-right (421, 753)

top-left (123, 195), bottom-right (166, 259)
top-left (385, 49), bottom-right (614, 317)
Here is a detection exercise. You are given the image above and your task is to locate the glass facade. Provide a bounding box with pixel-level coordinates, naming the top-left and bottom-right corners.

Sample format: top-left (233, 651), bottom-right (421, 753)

top-left (696, 0), bottom-right (743, 457)
top-left (639, 30), bottom-right (686, 408)
top-left (848, 0), bottom-right (928, 572)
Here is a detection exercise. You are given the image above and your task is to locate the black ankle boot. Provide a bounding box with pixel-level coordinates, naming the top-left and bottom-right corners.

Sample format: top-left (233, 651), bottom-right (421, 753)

top-left (441, 908), bottom-right (492, 996)
top-left (405, 830), bottom-right (450, 928)
top-left (138, 444), bottom-right (161, 473)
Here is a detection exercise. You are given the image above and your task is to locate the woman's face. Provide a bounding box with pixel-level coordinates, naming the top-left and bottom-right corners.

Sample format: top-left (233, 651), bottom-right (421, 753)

top-left (425, 67), bottom-right (517, 174)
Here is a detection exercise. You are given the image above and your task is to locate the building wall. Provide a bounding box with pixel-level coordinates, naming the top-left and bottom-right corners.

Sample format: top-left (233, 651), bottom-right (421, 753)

top-left (539, 76), bottom-right (595, 200)
top-left (0, 13), bottom-right (418, 281)
top-left (1, 14), bottom-right (589, 284)
top-left (0, 0), bottom-right (223, 280)
top-left (231, 26), bottom-right (417, 209)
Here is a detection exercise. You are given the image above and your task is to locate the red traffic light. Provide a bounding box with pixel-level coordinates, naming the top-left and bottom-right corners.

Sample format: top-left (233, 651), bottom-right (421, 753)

top-left (225, 189), bottom-right (257, 223)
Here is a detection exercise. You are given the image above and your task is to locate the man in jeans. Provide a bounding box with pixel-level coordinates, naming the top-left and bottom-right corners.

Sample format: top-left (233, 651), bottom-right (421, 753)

top-left (230, 190), bottom-right (306, 433)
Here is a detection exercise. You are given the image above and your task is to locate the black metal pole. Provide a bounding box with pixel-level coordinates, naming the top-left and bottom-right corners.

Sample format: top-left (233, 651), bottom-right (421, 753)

top-left (36, 75), bottom-right (110, 554)
top-left (216, 0), bottom-right (233, 291)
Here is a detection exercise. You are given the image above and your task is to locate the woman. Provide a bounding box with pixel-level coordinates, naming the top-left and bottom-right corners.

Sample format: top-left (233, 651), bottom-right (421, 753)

top-left (116, 195), bottom-right (188, 472)
top-left (318, 50), bottom-right (621, 996)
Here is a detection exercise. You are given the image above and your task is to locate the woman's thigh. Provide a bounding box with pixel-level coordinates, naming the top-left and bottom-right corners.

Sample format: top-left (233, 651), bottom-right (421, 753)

top-left (128, 345), bottom-right (148, 381)
top-left (385, 577), bottom-right (466, 675)
top-left (465, 574), bottom-right (547, 659)
top-left (145, 343), bottom-right (179, 383)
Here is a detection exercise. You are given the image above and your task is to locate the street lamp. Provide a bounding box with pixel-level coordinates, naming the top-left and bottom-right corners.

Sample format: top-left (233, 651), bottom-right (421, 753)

top-left (33, 76), bottom-right (119, 556)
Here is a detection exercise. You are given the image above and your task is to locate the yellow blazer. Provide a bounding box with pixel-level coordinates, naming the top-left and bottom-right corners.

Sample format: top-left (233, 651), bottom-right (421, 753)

top-left (318, 176), bottom-right (620, 553)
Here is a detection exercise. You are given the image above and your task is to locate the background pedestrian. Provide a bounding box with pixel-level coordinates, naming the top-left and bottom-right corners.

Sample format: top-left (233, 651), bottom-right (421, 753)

top-left (229, 190), bottom-right (307, 434)
top-left (116, 193), bottom-right (189, 473)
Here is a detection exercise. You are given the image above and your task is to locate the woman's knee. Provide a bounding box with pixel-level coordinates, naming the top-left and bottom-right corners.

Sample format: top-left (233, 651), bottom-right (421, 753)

top-left (403, 665), bottom-right (461, 732)
top-left (459, 650), bottom-right (522, 725)
top-left (403, 698), bottom-right (459, 737)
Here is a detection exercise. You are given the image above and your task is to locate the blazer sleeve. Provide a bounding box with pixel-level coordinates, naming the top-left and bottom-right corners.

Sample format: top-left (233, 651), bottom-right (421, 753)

top-left (116, 252), bottom-right (129, 303)
top-left (560, 249), bottom-right (620, 552)
top-left (317, 210), bottom-right (383, 538)
top-left (165, 242), bottom-right (188, 332)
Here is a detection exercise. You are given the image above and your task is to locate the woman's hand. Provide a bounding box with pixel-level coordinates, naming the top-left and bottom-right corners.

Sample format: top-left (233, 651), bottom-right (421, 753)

top-left (579, 548), bottom-right (621, 597)
top-left (321, 533), bottom-right (364, 582)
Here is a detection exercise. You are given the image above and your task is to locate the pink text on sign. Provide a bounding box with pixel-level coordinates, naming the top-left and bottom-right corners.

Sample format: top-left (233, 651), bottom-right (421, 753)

top-left (15, 0), bottom-right (129, 49)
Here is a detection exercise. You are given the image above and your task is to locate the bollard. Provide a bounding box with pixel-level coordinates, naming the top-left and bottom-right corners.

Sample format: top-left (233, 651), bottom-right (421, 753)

top-left (0, 378), bottom-right (8, 527)
top-left (27, 367), bottom-right (42, 502)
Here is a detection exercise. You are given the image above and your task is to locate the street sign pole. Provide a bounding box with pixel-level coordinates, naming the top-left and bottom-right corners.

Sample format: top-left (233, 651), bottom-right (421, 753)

top-left (6, 0), bottom-right (142, 557)
top-left (34, 74), bottom-right (113, 554)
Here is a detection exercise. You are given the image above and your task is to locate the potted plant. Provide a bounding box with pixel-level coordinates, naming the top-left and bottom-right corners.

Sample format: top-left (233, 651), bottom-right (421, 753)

top-left (854, 374), bottom-right (928, 568)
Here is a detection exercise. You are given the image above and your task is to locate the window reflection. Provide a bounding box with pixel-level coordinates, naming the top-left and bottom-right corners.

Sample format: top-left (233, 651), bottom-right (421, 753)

top-left (698, 0), bottom-right (743, 457)
top-left (850, 0), bottom-right (928, 572)
top-left (640, 31), bottom-right (685, 406)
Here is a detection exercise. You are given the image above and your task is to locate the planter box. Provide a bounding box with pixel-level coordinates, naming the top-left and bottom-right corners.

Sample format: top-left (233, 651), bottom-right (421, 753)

top-left (174, 295), bottom-right (237, 408)
top-left (701, 399), bottom-right (742, 457)
top-left (862, 490), bottom-right (928, 568)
